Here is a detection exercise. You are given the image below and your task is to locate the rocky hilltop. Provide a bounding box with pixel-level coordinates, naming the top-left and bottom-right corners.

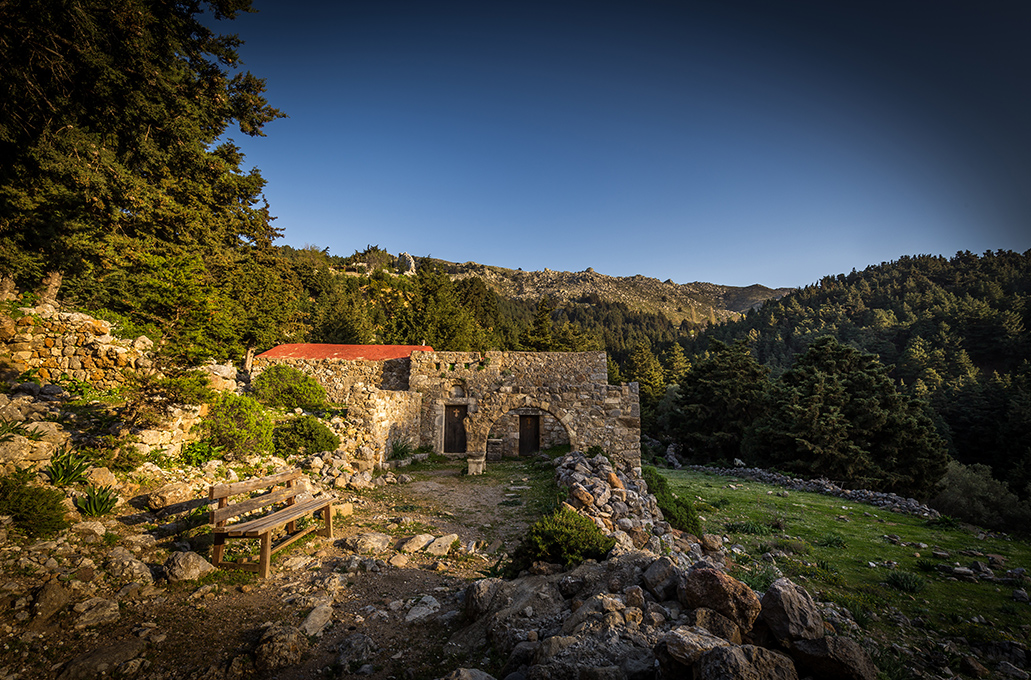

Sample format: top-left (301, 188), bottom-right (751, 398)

top-left (424, 259), bottom-right (794, 327)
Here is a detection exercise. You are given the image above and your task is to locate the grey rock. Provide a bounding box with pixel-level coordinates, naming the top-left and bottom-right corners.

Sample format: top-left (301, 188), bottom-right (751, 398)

top-left (56, 638), bottom-right (146, 680)
top-left (760, 578), bottom-right (825, 644)
top-left (163, 551), bottom-right (216, 582)
top-left (338, 633), bottom-right (376, 669)
top-left (643, 556), bottom-right (678, 600)
top-left (696, 644), bottom-right (799, 680)
top-left (425, 533), bottom-right (460, 556)
top-left (439, 670), bottom-right (496, 680)
top-left (73, 597), bottom-right (120, 628)
top-left (398, 533), bottom-right (436, 553)
top-left (301, 604), bottom-right (334, 636)
top-left (27, 580), bottom-right (72, 630)
top-left (661, 626), bottom-right (731, 666)
top-left (790, 635), bottom-right (877, 680)
top-left (344, 532), bottom-right (393, 554)
top-left (255, 623), bottom-right (309, 671)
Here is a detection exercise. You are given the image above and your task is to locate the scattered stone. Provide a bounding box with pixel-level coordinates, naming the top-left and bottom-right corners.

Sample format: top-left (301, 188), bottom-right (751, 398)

top-left (344, 532), bottom-right (393, 554)
top-left (301, 604), bottom-right (334, 637)
top-left (164, 551), bottom-right (216, 581)
top-left (695, 644), bottom-right (798, 680)
top-left (439, 670), bottom-right (497, 680)
top-left (255, 624), bottom-right (309, 671)
top-left (338, 633), bottom-right (376, 669)
top-left (425, 534), bottom-right (459, 556)
top-left (790, 635), bottom-right (878, 680)
top-left (73, 597), bottom-right (120, 628)
top-left (398, 534), bottom-right (436, 553)
top-left (55, 638), bottom-right (146, 680)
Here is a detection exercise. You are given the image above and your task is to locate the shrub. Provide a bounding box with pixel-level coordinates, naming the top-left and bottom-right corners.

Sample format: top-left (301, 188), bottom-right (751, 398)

top-left (390, 439), bottom-right (414, 460)
top-left (733, 563), bottom-right (780, 592)
top-left (199, 392), bottom-right (273, 459)
top-left (814, 533), bottom-right (847, 549)
top-left (76, 485), bottom-right (118, 517)
top-left (181, 441), bottom-right (226, 467)
top-left (0, 468), bottom-right (69, 538)
top-left (915, 558), bottom-right (939, 573)
top-left (506, 507), bottom-right (615, 576)
top-left (725, 519), bottom-right (773, 536)
top-left (155, 370), bottom-right (215, 406)
top-left (929, 461), bottom-right (1031, 531)
top-left (273, 415), bottom-right (339, 457)
top-left (252, 365), bottom-right (326, 410)
top-left (641, 465), bottom-right (703, 536)
top-left (44, 447), bottom-right (90, 486)
top-left (885, 570), bottom-right (927, 594)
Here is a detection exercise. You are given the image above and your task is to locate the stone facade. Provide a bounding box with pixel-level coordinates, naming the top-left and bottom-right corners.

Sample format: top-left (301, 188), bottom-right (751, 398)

top-left (255, 348), bottom-right (642, 471)
top-left (0, 304), bottom-right (152, 388)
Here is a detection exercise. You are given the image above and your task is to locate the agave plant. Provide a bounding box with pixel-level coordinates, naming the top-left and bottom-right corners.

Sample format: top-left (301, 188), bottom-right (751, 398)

top-left (75, 485), bottom-right (118, 517)
top-left (44, 447), bottom-right (90, 487)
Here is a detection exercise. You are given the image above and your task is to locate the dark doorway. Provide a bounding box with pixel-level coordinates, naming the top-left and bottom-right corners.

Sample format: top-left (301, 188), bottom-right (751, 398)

top-left (519, 415), bottom-right (540, 456)
top-left (444, 405), bottom-right (467, 453)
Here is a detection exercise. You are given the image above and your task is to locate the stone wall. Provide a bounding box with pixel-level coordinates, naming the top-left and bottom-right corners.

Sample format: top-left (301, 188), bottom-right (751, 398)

top-left (250, 356), bottom-right (411, 403)
top-left (345, 387), bottom-right (423, 468)
top-left (487, 408), bottom-right (569, 458)
top-left (0, 304), bottom-right (152, 388)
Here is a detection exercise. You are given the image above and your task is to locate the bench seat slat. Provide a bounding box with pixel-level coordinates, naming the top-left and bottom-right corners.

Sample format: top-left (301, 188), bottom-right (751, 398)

top-left (215, 496), bottom-right (335, 538)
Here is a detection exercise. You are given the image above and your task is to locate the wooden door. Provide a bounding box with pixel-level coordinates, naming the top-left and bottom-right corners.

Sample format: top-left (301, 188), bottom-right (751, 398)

top-left (444, 405), bottom-right (467, 453)
top-left (519, 415), bottom-right (540, 456)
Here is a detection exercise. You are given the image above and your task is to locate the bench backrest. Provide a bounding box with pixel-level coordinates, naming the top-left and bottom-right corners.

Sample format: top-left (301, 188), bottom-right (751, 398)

top-left (209, 469), bottom-right (302, 527)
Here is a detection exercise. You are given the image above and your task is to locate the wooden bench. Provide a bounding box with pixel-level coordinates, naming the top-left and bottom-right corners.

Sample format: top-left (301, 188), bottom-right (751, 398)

top-left (209, 469), bottom-right (337, 579)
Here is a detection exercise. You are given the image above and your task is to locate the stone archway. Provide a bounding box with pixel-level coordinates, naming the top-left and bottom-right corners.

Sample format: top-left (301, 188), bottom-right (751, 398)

top-left (468, 393), bottom-right (578, 455)
top-left (485, 403), bottom-right (572, 459)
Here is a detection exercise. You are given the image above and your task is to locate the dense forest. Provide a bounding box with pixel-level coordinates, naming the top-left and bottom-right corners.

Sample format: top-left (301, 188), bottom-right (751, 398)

top-left (657, 252), bottom-right (1031, 526)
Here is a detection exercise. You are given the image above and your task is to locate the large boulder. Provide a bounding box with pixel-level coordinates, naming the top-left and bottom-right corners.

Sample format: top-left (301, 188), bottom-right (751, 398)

top-left (760, 578), bottom-right (825, 644)
top-left (677, 568), bottom-right (762, 632)
top-left (343, 532), bottom-right (392, 554)
top-left (643, 556), bottom-right (679, 601)
top-left (789, 636), bottom-right (878, 680)
top-left (695, 645), bottom-right (799, 680)
top-left (683, 607), bottom-right (743, 644)
top-left (660, 626), bottom-right (732, 666)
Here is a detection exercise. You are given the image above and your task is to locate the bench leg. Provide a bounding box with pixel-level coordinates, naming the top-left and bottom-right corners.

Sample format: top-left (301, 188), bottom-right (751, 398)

top-left (212, 534), bottom-right (226, 568)
top-left (259, 532), bottom-right (272, 579)
top-left (321, 503), bottom-right (335, 539)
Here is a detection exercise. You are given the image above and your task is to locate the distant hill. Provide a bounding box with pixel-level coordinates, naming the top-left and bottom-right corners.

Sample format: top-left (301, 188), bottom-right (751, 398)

top-left (420, 258), bottom-right (794, 329)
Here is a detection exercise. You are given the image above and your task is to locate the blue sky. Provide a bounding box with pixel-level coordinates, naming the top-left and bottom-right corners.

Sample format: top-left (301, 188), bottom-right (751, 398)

top-left (223, 0), bottom-right (1030, 288)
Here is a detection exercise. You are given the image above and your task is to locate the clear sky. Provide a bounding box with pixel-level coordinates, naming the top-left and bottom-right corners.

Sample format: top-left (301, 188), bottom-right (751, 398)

top-left (223, 0), bottom-right (1030, 288)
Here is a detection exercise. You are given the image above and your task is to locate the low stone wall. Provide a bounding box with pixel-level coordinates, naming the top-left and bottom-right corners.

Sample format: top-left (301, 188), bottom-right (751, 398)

top-left (250, 356), bottom-right (410, 403)
top-left (0, 304), bottom-right (152, 388)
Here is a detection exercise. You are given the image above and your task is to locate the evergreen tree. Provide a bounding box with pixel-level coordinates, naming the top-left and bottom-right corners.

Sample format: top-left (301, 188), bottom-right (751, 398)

top-left (673, 340), bottom-right (769, 463)
top-left (661, 342), bottom-right (691, 384)
top-left (745, 337), bottom-right (948, 498)
top-left (624, 342), bottom-right (666, 403)
top-left (521, 297), bottom-right (556, 351)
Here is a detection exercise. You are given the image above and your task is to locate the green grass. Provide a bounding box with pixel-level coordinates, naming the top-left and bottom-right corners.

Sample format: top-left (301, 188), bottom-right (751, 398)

top-left (659, 468), bottom-right (1031, 646)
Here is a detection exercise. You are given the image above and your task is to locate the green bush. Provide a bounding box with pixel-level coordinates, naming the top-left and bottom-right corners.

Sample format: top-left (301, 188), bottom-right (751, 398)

top-left (156, 370), bottom-right (215, 406)
top-left (929, 461), bottom-right (1031, 531)
top-left (642, 466), bottom-right (703, 536)
top-left (273, 415), bottom-right (339, 457)
top-left (389, 439), bottom-right (414, 460)
top-left (0, 469), bottom-right (69, 538)
top-left (725, 519), bottom-right (773, 536)
top-left (885, 570), bottom-right (927, 594)
top-left (814, 533), bottom-right (847, 549)
top-left (506, 507), bottom-right (615, 576)
top-left (252, 365), bottom-right (326, 409)
top-left (181, 441), bottom-right (226, 467)
top-left (199, 392), bottom-right (273, 459)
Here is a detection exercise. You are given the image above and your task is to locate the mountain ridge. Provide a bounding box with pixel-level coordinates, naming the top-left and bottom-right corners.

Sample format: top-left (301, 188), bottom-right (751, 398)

top-left (419, 257), bottom-right (795, 328)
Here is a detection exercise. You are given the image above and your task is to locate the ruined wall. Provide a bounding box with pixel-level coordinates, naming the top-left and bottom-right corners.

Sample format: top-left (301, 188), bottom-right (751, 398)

top-left (409, 351), bottom-right (641, 470)
top-left (0, 304), bottom-right (152, 388)
top-left (340, 387), bottom-right (422, 470)
top-left (250, 356), bottom-right (410, 403)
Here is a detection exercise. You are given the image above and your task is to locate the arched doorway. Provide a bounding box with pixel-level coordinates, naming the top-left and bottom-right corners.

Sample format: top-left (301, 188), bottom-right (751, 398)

top-left (485, 405), bottom-right (571, 458)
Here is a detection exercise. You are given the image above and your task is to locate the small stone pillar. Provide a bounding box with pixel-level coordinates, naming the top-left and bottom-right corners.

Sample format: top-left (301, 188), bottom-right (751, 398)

top-left (466, 453), bottom-right (486, 475)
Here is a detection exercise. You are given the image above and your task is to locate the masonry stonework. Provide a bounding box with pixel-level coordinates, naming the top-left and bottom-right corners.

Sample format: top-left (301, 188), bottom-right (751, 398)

top-left (0, 304), bottom-right (153, 388)
top-left (249, 357), bottom-right (411, 402)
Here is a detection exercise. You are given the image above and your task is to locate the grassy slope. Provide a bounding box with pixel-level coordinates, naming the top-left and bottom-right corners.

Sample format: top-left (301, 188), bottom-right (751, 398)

top-left (660, 469), bottom-right (1031, 651)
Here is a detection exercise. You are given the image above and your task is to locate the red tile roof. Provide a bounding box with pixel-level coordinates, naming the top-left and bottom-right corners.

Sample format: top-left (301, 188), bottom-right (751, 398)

top-left (256, 344), bottom-right (433, 361)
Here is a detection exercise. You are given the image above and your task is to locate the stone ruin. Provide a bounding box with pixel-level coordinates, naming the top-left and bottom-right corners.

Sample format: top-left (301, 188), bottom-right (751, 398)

top-left (251, 345), bottom-right (642, 472)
